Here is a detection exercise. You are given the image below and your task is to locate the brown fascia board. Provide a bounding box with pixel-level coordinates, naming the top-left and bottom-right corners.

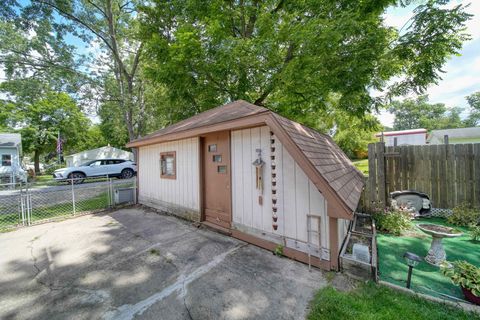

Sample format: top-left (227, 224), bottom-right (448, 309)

top-left (126, 111), bottom-right (271, 148)
top-left (265, 114), bottom-right (354, 220)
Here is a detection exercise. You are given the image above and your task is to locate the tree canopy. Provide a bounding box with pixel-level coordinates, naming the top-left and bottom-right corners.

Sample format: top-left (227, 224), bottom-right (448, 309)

top-left (464, 91), bottom-right (480, 127)
top-left (2, 90), bottom-right (88, 172)
top-left (140, 0), bottom-right (471, 128)
top-left (0, 0), bottom-right (475, 165)
top-left (388, 95), bottom-right (465, 131)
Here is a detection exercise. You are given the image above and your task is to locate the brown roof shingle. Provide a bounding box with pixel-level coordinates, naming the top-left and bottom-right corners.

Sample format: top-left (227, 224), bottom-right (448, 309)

top-left (270, 113), bottom-right (365, 212)
top-left (133, 100), bottom-right (269, 144)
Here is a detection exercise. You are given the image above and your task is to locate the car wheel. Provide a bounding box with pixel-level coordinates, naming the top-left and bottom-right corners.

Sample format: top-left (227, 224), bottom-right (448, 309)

top-left (121, 168), bottom-right (134, 179)
top-left (68, 172), bottom-right (85, 184)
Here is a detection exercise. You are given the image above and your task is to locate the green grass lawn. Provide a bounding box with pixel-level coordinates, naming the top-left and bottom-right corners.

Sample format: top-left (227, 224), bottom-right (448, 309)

top-left (0, 193), bottom-right (109, 231)
top-left (33, 174), bottom-right (54, 184)
top-left (308, 282), bottom-right (480, 320)
top-left (29, 175), bottom-right (111, 188)
top-left (377, 217), bottom-right (480, 301)
top-left (353, 159), bottom-right (369, 176)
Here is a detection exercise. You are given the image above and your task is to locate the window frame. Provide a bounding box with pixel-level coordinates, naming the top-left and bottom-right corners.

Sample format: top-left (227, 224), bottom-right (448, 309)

top-left (160, 151), bottom-right (176, 179)
top-left (1, 154), bottom-right (12, 167)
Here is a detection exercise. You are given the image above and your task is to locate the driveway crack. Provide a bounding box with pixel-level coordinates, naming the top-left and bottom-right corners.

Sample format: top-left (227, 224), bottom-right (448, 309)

top-left (28, 230), bottom-right (68, 292)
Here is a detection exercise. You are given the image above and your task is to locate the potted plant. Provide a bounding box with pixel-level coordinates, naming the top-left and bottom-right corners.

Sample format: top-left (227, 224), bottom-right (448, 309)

top-left (441, 261), bottom-right (480, 305)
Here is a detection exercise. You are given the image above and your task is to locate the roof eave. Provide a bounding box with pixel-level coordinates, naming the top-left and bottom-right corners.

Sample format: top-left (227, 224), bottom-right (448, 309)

top-left (127, 111), bottom-right (271, 148)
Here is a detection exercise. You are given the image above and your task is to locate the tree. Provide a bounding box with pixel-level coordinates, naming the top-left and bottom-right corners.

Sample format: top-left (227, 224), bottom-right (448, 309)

top-left (74, 125), bottom-right (108, 152)
top-left (0, 10), bottom-right (87, 96)
top-left (388, 95), bottom-right (464, 131)
top-left (464, 91), bottom-right (480, 127)
top-left (333, 113), bottom-right (381, 159)
top-left (3, 91), bottom-right (89, 173)
top-left (139, 0), bottom-right (471, 128)
top-left (1, 0), bottom-right (157, 151)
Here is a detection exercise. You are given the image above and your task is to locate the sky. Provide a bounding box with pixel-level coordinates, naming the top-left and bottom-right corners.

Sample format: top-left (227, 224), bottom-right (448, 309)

top-left (2, 1), bottom-right (479, 127)
top-left (378, 0), bottom-right (480, 127)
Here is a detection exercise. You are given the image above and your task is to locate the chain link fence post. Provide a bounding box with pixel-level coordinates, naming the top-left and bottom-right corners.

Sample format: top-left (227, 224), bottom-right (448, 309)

top-left (20, 185), bottom-right (26, 226)
top-left (108, 176), bottom-right (113, 209)
top-left (26, 182), bottom-right (31, 225)
top-left (71, 177), bottom-right (76, 215)
top-left (133, 175), bottom-right (137, 205)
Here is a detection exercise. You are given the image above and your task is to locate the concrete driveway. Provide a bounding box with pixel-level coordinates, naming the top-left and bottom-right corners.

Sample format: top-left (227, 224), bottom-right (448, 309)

top-left (0, 208), bottom-right (327, 320)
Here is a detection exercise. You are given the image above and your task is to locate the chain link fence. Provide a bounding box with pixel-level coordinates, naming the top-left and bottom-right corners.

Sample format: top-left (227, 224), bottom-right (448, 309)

top-left (0, 176), bottom-right (136, 231)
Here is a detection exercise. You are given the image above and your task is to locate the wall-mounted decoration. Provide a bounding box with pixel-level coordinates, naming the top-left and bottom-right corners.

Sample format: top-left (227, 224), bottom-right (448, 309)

top-left (252, 148), bottom-right (265, 194)
top-left (270, 131), bottom-right (278, 232)
top-left (213, 155), bottom-right (222, 162)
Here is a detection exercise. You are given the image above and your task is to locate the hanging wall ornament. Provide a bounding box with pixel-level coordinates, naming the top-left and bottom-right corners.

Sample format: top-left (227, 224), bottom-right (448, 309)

top-left (252, 148), bottom-right (265, 205)
top-left (270, 131), bottom-right (278, 232)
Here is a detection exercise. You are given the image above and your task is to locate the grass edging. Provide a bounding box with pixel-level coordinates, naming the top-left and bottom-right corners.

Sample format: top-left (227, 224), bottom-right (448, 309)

top-left (307, 281), bottom-right (480, 320)
top-left (378, 280), bottom-right (480, 315)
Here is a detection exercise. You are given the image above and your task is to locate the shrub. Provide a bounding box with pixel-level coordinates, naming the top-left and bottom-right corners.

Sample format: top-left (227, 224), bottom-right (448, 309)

top-left (447, 203), bottom-right (480, 227)
top-left (441, 261), bottom-right (480, 297)
top-left (470, 225), bottom-right (480, 242)
top-left (372, 207), bottom-right (412, 236)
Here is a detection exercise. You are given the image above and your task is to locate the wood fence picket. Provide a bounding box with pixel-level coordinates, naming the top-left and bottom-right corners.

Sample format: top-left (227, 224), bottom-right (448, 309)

top-left (361, 142), bottom-right (480, 211)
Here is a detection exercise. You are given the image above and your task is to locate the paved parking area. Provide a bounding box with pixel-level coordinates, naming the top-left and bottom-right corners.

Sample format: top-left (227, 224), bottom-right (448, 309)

top-left (0, 208), bottom-right (327, 320)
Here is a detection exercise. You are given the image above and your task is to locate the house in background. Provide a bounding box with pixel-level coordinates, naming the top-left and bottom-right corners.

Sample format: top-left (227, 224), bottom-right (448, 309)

top-left (127, 100), bottom-right (365, 271)
top-left (65, 146), bottom-right (134, 167)
top-left (0, 133), bottom-right (26, 183)
top-left (375, 128), bottom-right (427, 146)
top-left (427, 127), bottom-right (480, 144)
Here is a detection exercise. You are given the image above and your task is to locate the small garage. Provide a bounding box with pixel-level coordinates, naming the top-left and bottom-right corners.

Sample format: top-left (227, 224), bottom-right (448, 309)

top-left (127, 100), bottom-right (364, 270)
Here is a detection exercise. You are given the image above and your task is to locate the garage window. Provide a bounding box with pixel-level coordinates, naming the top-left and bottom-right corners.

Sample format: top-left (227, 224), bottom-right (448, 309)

top-left (1, 154), bottom-right (12, 166)
top-left (160, 152), bottom-right (176, 179)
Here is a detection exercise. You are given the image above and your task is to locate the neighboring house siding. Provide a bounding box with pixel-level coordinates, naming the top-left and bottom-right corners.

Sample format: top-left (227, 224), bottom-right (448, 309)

top-left (138, 138), bottom-right (200, 221)
top-left (384, 133), bottom-right (426, 146)
top-left (231, 126), bottom-right (330, 259)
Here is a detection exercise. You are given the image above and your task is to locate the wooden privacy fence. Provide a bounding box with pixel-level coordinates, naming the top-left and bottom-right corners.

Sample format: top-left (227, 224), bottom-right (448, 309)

top-left (363, 142), bottom-right (480, 211)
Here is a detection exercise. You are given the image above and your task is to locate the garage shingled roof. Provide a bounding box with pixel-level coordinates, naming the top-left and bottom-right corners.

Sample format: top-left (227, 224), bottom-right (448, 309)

top-left (127, 100), bottom-right (365, 214)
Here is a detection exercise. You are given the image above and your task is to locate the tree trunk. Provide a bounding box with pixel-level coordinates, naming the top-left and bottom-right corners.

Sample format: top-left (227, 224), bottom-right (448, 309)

top-left (34, 150), bottom-right (40, 175)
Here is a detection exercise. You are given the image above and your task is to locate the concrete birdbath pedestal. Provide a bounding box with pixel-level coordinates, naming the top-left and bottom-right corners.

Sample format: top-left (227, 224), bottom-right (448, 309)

top-left (417, 224), bottom-right (463, 266)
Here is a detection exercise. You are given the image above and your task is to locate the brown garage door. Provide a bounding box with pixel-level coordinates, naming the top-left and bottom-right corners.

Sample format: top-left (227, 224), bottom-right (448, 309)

top-left (202, 131), bottom-right (231, 229)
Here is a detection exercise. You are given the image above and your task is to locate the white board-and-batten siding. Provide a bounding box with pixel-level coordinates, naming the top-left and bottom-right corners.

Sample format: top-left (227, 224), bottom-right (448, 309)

top-left (231, 126), bottom-right (330, 258)
top-left (138, 138), bottom-right (200, 219)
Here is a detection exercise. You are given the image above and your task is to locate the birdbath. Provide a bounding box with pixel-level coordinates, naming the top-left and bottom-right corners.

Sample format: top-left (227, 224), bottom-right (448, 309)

top-left (417, 224), bottom-right (463, 266)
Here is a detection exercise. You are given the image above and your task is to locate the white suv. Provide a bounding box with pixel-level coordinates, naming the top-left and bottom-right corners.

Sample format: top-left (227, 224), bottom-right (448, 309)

top-left (53, 159), bottom-right (137, 183)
